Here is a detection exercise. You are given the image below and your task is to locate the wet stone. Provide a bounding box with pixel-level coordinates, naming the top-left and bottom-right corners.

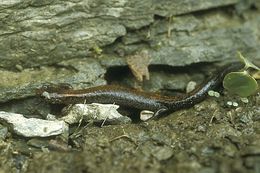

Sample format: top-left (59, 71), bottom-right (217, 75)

top-left (61, 103), bottom-right (132, 125)
top-left (242, 145), bottom-right (260, 156)
top-left (27, 138), bottom-right (50, 149)
top-left (197, 125), bottom-right (207, 133)
top-left (244, 156), bottom-right (260, 169)
top-left (152, 146), bottom-right (174, 161)
top-left (0, 124), bottom-right (8, 140)
top-left (207, 123), bottom-right (242, 139)
top-left (223, 144), bottom-right (237, 157)
top-left (239, 113), bottom-right (253, 124)
top-left (0, 58), bottom-right (106, 102)
top-left (199, 167), bottom-right (216, 173)
top-left (0, 111), bottom-right (68, 137)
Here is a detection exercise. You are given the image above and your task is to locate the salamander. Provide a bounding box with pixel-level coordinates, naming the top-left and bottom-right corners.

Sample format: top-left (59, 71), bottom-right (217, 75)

top-left (39, 62), bottom-right (244, 118)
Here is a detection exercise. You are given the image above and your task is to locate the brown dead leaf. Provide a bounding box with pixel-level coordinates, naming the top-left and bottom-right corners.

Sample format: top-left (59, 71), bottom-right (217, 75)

top-left (126, 50), bottom-right (150, 82)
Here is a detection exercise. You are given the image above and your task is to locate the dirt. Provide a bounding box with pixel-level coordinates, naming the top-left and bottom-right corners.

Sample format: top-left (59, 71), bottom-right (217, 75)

top-left (0, 92), bottom-right (259, 173)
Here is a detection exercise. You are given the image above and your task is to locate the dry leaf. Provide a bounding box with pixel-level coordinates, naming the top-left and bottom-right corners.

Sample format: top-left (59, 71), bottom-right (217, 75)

top-left (126, 50), bottom-right (150, 82)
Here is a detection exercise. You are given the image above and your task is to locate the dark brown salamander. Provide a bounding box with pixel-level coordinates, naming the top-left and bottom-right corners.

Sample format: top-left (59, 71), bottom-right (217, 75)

top-left (40, 62), bottom-right (244, 118)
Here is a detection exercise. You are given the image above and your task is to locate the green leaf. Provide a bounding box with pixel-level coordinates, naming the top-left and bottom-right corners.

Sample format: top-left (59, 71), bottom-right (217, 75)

top-left (223, 71), bottom-right (258, 97)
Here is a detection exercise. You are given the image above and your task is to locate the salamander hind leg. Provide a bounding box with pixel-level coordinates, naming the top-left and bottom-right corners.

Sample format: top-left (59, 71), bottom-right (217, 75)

top-left (152, 106), bottom-right (169, 120)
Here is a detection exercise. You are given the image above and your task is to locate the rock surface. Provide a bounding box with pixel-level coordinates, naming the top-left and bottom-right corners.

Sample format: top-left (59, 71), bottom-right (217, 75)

top-left (0, 0), bottom-right (259, 69)
top-left (0, 1), bottom-right (259, 173)
top-left (0, 111), bottom-right (68, 137)
top-left (0, 0), bottom-right (259, 102)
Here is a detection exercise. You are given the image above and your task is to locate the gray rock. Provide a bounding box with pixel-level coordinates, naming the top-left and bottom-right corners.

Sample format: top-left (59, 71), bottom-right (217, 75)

top-left (0, 1), bottom-right (259, 104)
top-left (101, 12), bottom-right (260, 67)
top-left (61, 103), bottom-right (132, 124)
top-left (0, 111), bottom-right (68, 137)
top-left (0, 124), bottom-right (8, 140)
top-left (0, 0), bottom-right (258, 69)
top-left (0, 58), bottom-right (106, 102)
